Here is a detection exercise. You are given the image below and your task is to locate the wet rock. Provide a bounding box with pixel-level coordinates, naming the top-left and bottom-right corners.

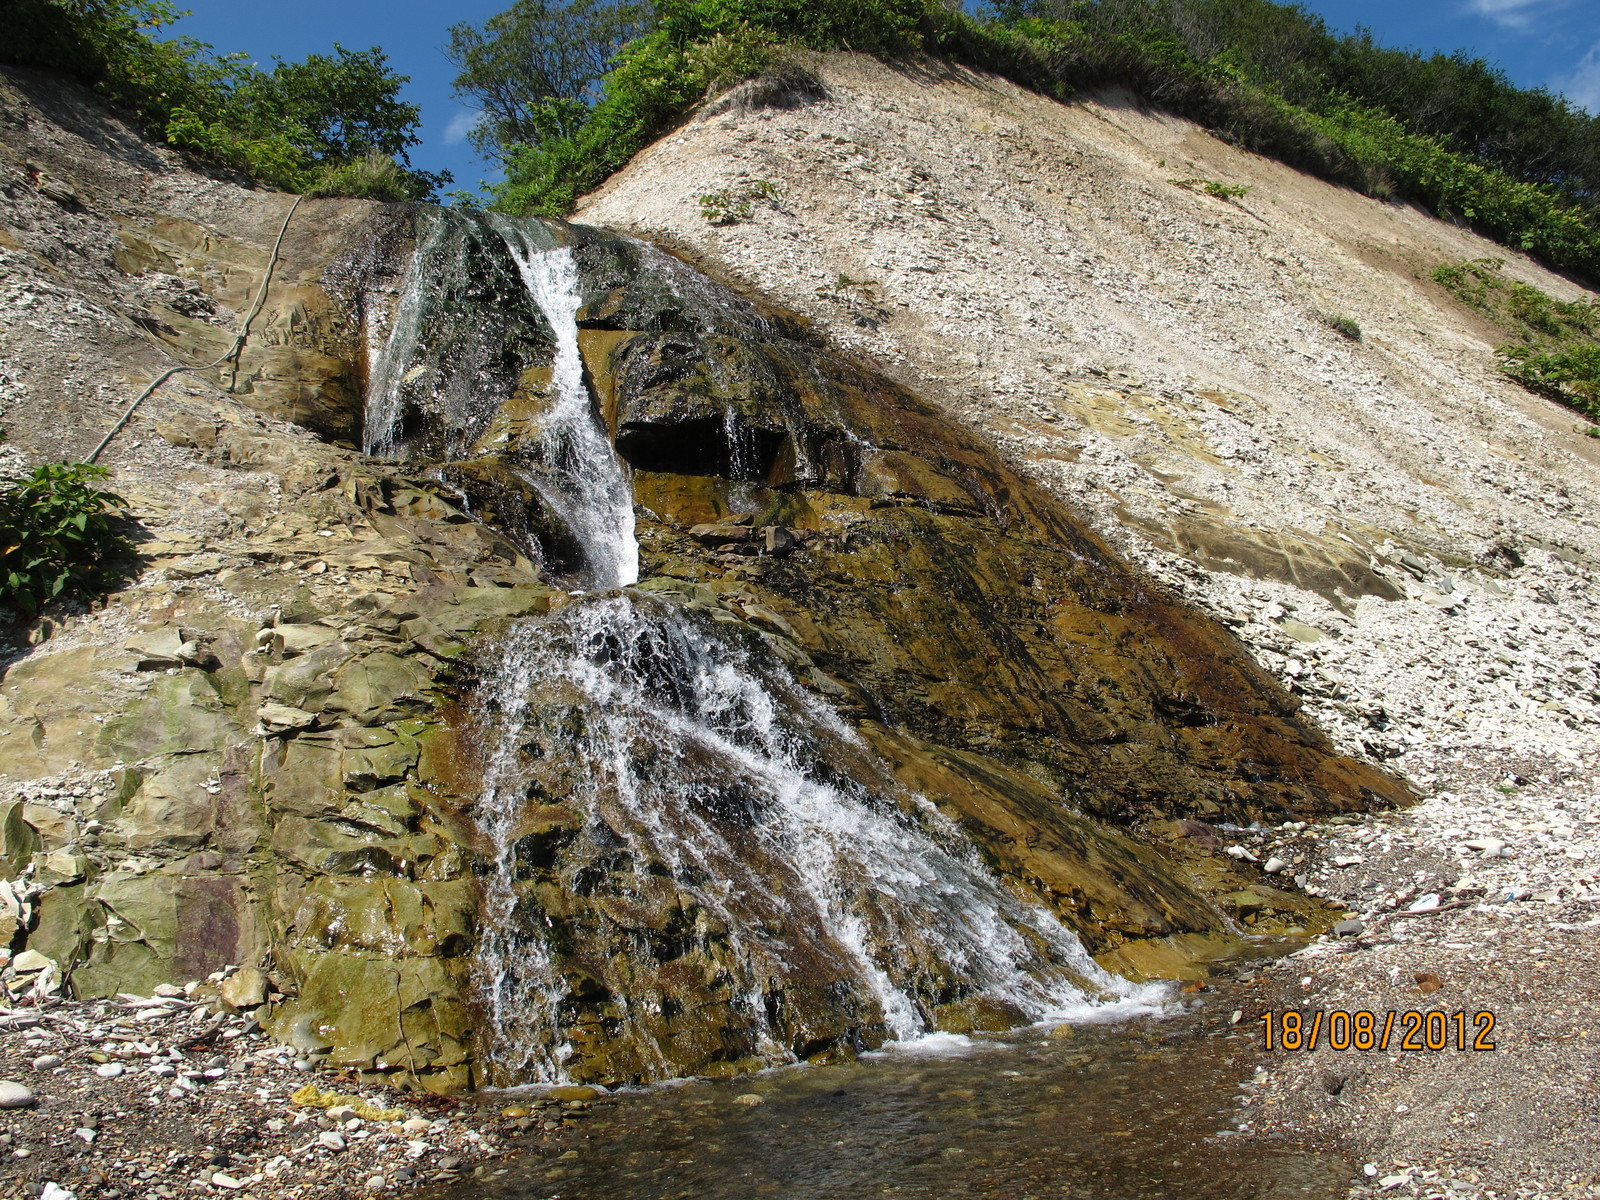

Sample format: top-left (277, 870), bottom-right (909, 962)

top-left (547, 1085), bottom-right (601, 1102)
top-left (762, 525), bottom-right (799, 556)
top-left (689, 523), bottom-right (755, 545)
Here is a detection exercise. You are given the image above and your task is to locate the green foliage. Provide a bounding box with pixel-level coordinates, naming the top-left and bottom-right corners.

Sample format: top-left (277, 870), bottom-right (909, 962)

top-left (699, 178), bottom-right (781, 223)
top-left (1322, 313), bottom-right (1361, 341)
top-left (490, 20), bottom-right (783, 216)
top-left (1169, 176), bottom-right (1251, 200)
top-left (448, 0), bottom-right (656, 161)
top-left (1434, 258), bottom-right (1600, 424)
top-left (1497, 344), bottom-right (1600, 421)
top-left (0, 464), bottom-right (132, 616)
top-left (4, 1), bottom-right (444, 199)
top-left (307, 151), bottom-right (427, 202)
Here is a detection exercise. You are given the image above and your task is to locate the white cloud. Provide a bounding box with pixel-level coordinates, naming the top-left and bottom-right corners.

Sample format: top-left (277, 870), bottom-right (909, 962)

top-left (442, 108), bottom-right (479, 147)
top-left (1554, 40), bottom-right (1600, 113)
top-left (1465, 0), bottom-right (1550, 28)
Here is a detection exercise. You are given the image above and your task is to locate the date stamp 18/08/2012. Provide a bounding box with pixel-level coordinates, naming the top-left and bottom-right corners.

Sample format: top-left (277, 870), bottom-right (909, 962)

top-left (1259, 1010), bottom-right (1497, 1052)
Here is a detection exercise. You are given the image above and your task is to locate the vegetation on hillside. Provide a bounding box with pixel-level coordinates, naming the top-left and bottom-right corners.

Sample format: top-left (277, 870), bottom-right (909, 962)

top-left (0, 464), bottom-right (133, 616)
top-left (4, 0), bottom-right (445, 200)
top-left (1434, 258), bottom-right (1600, 424)
top-left (449, 0), bottom-right (1600, 281)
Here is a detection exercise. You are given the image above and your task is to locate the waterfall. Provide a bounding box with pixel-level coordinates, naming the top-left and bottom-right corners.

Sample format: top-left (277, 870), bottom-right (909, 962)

top-left (363, 211), bottom-right (445, 458)
top-left (472, 594), bottom-right (1157, 1083)
top-left (360, 210), bottom-right (1162, 1086)
top-left (492, 218), bottom-right (639, 589)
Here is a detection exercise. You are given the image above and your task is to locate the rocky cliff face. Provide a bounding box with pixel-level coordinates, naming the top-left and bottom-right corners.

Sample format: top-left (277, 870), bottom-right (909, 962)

top-left (0, 64), bottom-right (1405, 1092)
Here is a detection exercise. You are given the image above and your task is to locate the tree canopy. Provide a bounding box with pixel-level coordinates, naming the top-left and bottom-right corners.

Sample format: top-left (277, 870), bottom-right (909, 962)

top-left (448, 0), bottom-right (656, 161)
top-left (5, 0), bottom-right (446, 200)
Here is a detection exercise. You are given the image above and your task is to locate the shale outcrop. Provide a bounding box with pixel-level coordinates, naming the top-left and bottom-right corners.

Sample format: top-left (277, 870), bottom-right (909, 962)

top-left (0, 63), bottom-right (1406, 1091)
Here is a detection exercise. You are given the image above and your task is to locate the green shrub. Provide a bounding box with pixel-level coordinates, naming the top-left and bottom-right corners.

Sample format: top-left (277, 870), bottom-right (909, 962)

top-left (699, 178), bottom-right (781, 223)
top-left (0, 464), bottom-right (133, 616)
top-left (1497, 344), bottom-right (1600, 421)
top-left (1169, 176), bottom-right (1251, 200)
top-left (4, 1), bottom-right (444, 199)
top-left (1434, 257), bottom-right (1600, 424)
top-left (309, 151), bottom-right (433, 202)
top-left (1322, 313), bottom-right (1361, 340)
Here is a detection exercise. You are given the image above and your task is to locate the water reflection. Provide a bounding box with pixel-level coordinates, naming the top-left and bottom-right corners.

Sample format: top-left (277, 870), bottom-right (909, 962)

top-left (429, 993), bottom-right (1350, 1200)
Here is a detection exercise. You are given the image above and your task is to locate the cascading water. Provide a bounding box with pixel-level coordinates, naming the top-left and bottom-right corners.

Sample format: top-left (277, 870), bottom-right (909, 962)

top-left (363, 209), bottom-right (1163, 1086)
top-left (472, 594), bottom-right (1156, 1083)
top-left (363, 210), bottom-right (445, 458)
top-left (491, 217), bottom-right (638, 589)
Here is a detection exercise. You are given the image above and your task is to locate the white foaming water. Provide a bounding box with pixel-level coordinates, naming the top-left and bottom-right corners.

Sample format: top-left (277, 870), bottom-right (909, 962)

top-left (473, 593), bottom-right (1159, 1083)
top-left (363, 211), bottom-right (445, 458)
top-left (492, 219), bottom-right (639, 589)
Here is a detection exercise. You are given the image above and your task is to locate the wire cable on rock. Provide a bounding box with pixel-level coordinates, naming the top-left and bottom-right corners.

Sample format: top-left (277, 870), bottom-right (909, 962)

top-left (86, 192), bottom-right (304, 464)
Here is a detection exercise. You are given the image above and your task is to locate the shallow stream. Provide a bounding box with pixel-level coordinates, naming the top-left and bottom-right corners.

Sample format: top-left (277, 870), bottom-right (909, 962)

top-left (429, 988), bottom-right (1349, 1200)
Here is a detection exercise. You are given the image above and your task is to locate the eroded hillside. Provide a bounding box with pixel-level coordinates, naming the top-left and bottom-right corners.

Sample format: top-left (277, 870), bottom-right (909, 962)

top-left (579, 53), bottom-right (1600, 782)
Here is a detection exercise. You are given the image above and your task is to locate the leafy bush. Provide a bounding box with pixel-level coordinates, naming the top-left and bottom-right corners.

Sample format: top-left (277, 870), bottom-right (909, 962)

top-left (4, 0), bottom-right (444, 199)
top-left (1169, 176), bottom-right (1251, 200)
top-left (309, 151), bottom-right (426, 202)
top-left (1322, 313), bottom-right (1361, 341)
top-left (1497, 344), bottom-right (1600, 420)
top-left (699, 179), bottom-right (781, 223)
top-left (1434, 258), bottom-right (1600, 423)
top-left (0, 464), bottom-right (132, 616)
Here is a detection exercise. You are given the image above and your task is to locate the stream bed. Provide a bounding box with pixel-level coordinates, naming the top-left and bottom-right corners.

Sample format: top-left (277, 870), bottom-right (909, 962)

top-left (427, 987), bottom-right (1350, 1200)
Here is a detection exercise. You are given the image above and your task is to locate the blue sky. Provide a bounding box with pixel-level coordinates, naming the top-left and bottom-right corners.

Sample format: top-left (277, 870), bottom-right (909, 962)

top-left (165, 0), bottom-right (1600, 199)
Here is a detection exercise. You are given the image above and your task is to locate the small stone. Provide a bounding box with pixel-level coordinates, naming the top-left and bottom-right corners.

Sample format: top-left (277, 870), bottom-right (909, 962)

top-left (1406, 893), bottom-right (1441, 913)
top-left (95, 1063), bottom-right (125, 1079)
top-left (1363, 1164), bottom-right (1378, 1176)
top-left (1332, 918), bottom-right (1365, 937)
top-left (11, 950), bottom-right (53, 974)
top-left (0, 1082), bottom-right (35, 1109)
top-left (1224, 845), bottom-right (1258, 862)
top-left (1463, 838), bottom-right (1508, 857)
top-left (317, 1131), bottom-right (346, 1151)
top-left (401, 1118), bottom-right (432, 1134)
top-left (74, 1128), bottom-right (95, 1144)
top-left (762, 526), bottom-right (799, 556)
top-left (210, 1173), bottom-right (244, 1190)
top-left (500, 1105), bottom-right (532, 1119)
top-left (31, 1055), bottom-right (62, 1070)
top-left (437, 1156), bottom-right (462, 1171)
top-left (733, 1093), bottom-right (764, 1107)
top-left (149, 1064), bottom-right (175, 1077)
top-left (219, 968), bottom-right (267, 1011)
top-left (1331, 854), bottom-right (1364, 867)
top-left (366, 1176), bottom-right (386, 1191)
top-left (1262, 856), bottom-right (1286, 873)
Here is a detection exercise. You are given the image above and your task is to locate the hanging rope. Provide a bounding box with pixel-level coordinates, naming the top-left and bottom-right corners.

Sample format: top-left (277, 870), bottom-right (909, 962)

top-left (86, 192), bottom-right (305, 464)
